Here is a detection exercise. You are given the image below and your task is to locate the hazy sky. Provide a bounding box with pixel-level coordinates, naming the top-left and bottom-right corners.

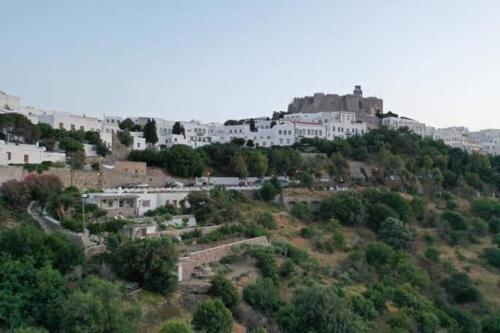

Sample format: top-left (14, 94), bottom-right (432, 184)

top-left (1, 0), bottom-right (499, 130)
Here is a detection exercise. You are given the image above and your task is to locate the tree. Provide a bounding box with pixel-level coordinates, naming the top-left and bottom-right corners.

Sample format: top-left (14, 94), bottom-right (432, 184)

top-left (209, 276), bottom-right (240, 312)
top-left (119, 118), bottom-right (136, 131)
top-left (0, 226), bottom-right (84, 274)
top-left (24, 174), bottom-right (64, 206)
top-left (0, 179), bottom-right (31, 209)
top-left (172, 121), bottom-right (185, 135)
top-left (166, 145), bottom-right (205, 177)
top-left (297, 170), bottom-right (314, 189)
top-left (249, 118), bottom-right (257, 132)
top-left (442, 272), bottom-right (481, 303)
top-left (192, 299), bottom-right (232, 333)
top-left (246, 139), bottom-right (255, 147)
top-left (481, 313), bottom-right (500, 333)
top-left (243, 278), bottom-right (282, 315)
top-left (117, 129), bottom-right (133, 147)
top-left (230, 152), bottom-right (248, 178)
top-left (246, 150), bottom-right (268, 177)
top-left (59, 136), bottom-right (84, 153)
top-left (0, 113), bottom-right (41, 143)
top-left (143, 118), bottom-right (158, 145)
top-left (160, 320), bottom-right (192, 333)
top-left (377, 217), bottom-right (413, 251)
top-left (60, 276), bottom-right (140, 333)
top-left (231, 137), bottom-right (246, 146)
top-left (111, 237), bottom-right (178, 295)
top-left (259, 181), bottom-right (280, 202)
top-left (0, 257), bottom-right (67, 331)
top-left (320, 191), bottom-right (365, 225)
top-left (278, 286), bottom-right (368, 333)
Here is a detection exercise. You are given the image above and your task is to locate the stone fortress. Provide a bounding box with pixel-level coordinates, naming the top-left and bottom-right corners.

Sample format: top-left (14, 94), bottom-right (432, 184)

top-left (287, 85), bottom-right (383, 129)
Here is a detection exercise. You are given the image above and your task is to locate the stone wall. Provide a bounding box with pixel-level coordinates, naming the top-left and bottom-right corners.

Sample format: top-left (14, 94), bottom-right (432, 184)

top-left (0, 165), bottom-right (171, 189)
top-left (178, 236), bottom-right (269, 281)
top-left (281, 189), bottom-right (331, 212)
top-left (114, 160), bottom-right (147, 176)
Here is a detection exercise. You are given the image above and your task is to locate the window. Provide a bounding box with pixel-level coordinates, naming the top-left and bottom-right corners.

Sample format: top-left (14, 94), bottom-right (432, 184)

top-left (80, 126), bottom-right (84, 131)
top-left (6, 152), bottom-right (11, 161)
top-left (142, 200), bottom-right (150, 207)
top-left (108, 201), bottom-right (113, 208)
top-left (59, 122), bottom-right (64, 129)
top-left (24, 154), bottom-right (29, 163)
top-left (71, 124), bottom-right (75, 131)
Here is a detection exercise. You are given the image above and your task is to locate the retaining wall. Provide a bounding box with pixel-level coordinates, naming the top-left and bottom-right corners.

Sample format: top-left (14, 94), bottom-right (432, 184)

top-left (177, 236), bottom-right (269, 281)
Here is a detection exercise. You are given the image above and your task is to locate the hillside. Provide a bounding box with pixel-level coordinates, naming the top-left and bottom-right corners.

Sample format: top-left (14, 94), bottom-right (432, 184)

top-left (1, 128), bottom-right (500, 333)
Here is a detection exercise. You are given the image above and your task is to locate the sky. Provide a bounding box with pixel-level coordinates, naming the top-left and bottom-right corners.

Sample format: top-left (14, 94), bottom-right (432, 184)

top-left (1, 0), bottom-right (499, 130)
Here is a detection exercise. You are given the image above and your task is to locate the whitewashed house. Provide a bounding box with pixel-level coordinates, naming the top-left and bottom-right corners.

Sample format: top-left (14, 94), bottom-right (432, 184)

top-left (0, 141), bottom-right (66, 165)
top-left (380, 113), bottom-right (426, 137)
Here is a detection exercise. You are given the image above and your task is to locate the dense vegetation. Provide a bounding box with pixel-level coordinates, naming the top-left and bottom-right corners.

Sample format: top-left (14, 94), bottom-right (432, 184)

top-left (2, 127), bottom-right (500, 332)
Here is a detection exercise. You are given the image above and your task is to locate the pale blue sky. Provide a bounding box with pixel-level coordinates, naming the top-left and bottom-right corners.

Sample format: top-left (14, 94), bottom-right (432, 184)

top-left (1, 0), bottom-right (499, 130)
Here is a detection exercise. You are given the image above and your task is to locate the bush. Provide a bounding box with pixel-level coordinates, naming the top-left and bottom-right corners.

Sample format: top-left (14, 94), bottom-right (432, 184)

top-left (442, 211), bottom-right (468, 231)
top-left (259, 181), bottom-right (280, 202)
top-left (352, 295), bottom-right (377, 320)
top-left (320, 191), bottom-right (365, 225)
top-left (192, 299), bottom-right (232, 333)
top-left (277, 286), bottom-right (368, 333)
top-left (254, 212), bottom-right (277, 229)
top-left (425, 246), bottom-right (440, 263)
top-left (110, 237), bottom-right (178, 295)
top-left (243, 278), bottom-right (282, 315)
top-left (482, 247), bottom-right (500, 269)
top-left (279, 259), bottom-right (296, 278)
top-left (377, 217), bottom-right (413, 251)
top-left (488, 216), bottom-right (500, 234)
top-left (299, 226), bottom-right (316, 239)
top-left (290, 203), bottom-right (311, 219)
top-left (248, 247), bottom-right (278, 283)
top-left (481, 313), bottom-right (500, 333)
top-left (160, 320), bottom-right (192, 333)
top-left (209, 276), bottom-right (240, 312)
top-left (442, 272), bottom-right (481, 303)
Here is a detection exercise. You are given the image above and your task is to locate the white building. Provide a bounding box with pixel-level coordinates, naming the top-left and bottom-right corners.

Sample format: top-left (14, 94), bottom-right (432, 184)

top-left (86, 185), bottom-right (258, 217)
top-left (38, 112), bottom-right (102, 133)
top-left (428, 127), bottom-right (481, 153)
top-left (130, 132), bottom-right (147, 150)
top-left (0, 91), bottom-right (21, 110)
top-left (0, 140), bottom-right (66, 165)
top-left (380, 114), bottom-right (426, 137)
top-left (102, 115), bottom-right (122, 135)
top-left (470, 129), bottom-right (500, 156)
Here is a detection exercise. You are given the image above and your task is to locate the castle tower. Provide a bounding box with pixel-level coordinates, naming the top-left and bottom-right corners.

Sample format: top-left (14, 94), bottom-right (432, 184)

top-left (353, 85), bottom-right (363, 97)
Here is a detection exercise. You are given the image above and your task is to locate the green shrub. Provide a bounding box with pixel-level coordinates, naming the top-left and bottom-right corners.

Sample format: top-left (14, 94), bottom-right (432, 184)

top-left (192, 299), bottom-right (232, 333)
top-left (425, 246), bottom-right (440, 263)
top-left (299, 227), bottom-right (316, 239)
top-left (243, 278), bottom-right (282, 315)
top-left (482, 247), bottom-right (500, 268)
top-left (481, 313), bottom-right (500, 333)
top-left (248, 247), bottom-right (278, 283)
top-left (209, 276), bottom-right (240, 312)
top-left (290, 203), bottom-right (311, 220)
top-left (442, 272), bottom-right (481, 303)
top-left (352, 295), bottom-right (377, 320)
top-left (377, 217), bottom-right (413, 251)
top-left (442, 211), bottom-right (468, 231)
top-left (160, 320), bottom-right (192, 333)
top-left (254, 212), bottom-right (277, 229)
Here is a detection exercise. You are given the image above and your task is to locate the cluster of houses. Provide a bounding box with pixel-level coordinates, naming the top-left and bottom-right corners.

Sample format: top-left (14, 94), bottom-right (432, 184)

top-left (1, 87), bottom-right (499, 168)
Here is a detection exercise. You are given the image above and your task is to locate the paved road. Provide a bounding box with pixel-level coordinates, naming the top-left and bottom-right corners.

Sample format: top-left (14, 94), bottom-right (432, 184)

top-left (27, 201), bottom-right (63, 234)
